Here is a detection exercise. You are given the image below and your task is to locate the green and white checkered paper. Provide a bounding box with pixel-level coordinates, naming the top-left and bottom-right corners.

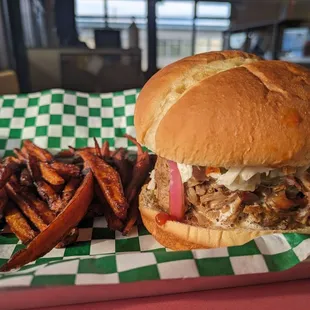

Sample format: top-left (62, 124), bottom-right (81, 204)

top-left (0, 89), bottom-right (310, 288)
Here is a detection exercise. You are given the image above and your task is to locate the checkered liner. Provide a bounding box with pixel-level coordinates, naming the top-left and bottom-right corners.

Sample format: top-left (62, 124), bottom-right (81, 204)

top-left (0, 89), bottom-right (310, 288)
top-left (0, 88), bottom-right (137, 157)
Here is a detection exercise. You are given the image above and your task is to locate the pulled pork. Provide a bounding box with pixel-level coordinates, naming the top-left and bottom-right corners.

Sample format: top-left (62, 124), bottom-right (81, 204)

top-left (153, 157), bottom-right (310, 230)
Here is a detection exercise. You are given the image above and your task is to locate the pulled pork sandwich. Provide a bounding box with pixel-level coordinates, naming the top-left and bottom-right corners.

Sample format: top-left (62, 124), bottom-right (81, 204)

top-left (134, 50), bottom-right (310, 250)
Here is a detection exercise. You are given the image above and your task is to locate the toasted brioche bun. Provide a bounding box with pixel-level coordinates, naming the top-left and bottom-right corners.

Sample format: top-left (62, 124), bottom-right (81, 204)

top-left (139, 185), bottom-right (310, 249)
top-left (134, 51), bottom-right (310, 167)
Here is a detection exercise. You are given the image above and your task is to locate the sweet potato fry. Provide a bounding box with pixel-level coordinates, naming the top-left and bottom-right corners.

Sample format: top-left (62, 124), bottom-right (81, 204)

top-left (4, 203), bottom-right (37, 245)
top-left (84, 203), bottom-right (105, 219)
top-left (124, 134), bottom-right (152, 204)
top-left (50, 184), bottom-right (65, 194)
top-left (55, 227), bottom-right (79, 248)
top-left (13, 148), bottom-right (27, 163)
top-left (39, 162), bottom-right (65, 185)
top-left (112, 147), bottom-right (126, 158)
top-left (93, 138), bottom-right (102, 158)
top-left (6, 181), bottom-right (48, 232)
top-left (3, 156), bottom-right (21, 165)
top-left (95, 184), bottom-right (123, 231)
top-left (20, 168), bottom-right (33, 187)
top-left (25, 192), bottom-right (56, 224)
top-left (111, 148), bottom-right (120, 157)
top-left (70, 146), bottom-right (97, 155)
top-left (37, 182), bottom-right (63, 212)
top-left (122, 135), bottom-right (154, 234)
top-left (21, 146), bottom-right (28, 156)
top-left (0, 157), bottom-right (20, 190)
top-left (122, 195), bottom-right (139, 235)
top-left (49, 162), bottom-right (80, 178)
top-left (72, 156), bottom-right (83, 165)
top-left (101, 141), bottom-right (110, 158)
top-left (0, 188), bottom-right (8, 219)
top-left (8, 175), bottom-right (54, 225)
top-left (54, 150), bottom-right (74, 159)
top-left (112, 148), bottom-right (131, 188)
top-left (0, 171), bottom-right (94, 271)
top-left (62, 177), bottom-right (81, 206)
top-left (24, 187), bottom-right (78, 248)
top-left (23, 140), bottom-right (53, 162)
top-left (77, 150), bottom-right (128, 220)
top-left (27, 155), bottom-right (64, 212)
top-left (25, 190), bottom-right (77, 247)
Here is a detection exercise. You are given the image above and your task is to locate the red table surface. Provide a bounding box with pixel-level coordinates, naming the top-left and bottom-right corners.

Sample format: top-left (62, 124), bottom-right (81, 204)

top-left (33, 279), bottom-right (310, 310)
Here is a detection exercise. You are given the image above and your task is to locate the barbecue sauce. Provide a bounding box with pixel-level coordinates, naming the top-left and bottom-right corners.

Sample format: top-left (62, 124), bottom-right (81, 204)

top-left (155, 212), bottom-right (177, 226)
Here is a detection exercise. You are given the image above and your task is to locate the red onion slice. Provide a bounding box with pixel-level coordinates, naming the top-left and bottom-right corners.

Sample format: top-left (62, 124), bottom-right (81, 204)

top-left (168, 160), bottom-right (185, 220)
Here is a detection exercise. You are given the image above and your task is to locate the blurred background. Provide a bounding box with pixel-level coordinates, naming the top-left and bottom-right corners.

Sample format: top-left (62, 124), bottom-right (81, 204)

top-left (0, 0), bottom-right (309, 94)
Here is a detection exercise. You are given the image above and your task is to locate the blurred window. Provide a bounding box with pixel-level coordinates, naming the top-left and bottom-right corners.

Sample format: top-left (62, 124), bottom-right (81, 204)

top-left (281, 28), bottom-right (309, 58)
top-left (195, 19), bottom-right (230, 28)
top-left (75, 0), bottom-right (231, 70)
top-left (158, 39), bottom-right (185, 57)
top-left (75, 0), bottom-right (148, 70)
top-left (158, 40), bottom-right (166, 57)
top-left (197, 2), bottom-right (231, 18)
top-left (170, 40), bottom-right (181, 57)
top-left (76, 0), bottom-right (105, 16)
top-left (156, 0), bottom-right (230, 67)
top-left (230, 32), bottom-right (247, 49)
top-left (108, 0), bottom-right (146, 17)
top-left (195, 34), bottom-right (223, 54)
top-left (156, 1), bottom-right (194, 18)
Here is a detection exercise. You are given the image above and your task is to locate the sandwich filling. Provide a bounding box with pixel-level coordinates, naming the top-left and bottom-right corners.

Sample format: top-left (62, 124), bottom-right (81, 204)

top-left (147, 157), bottom-right (310, 230)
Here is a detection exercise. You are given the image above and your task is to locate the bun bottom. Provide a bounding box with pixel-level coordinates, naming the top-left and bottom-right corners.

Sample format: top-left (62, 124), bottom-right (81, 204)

top-left (139, 185), bottom-right (310, 250)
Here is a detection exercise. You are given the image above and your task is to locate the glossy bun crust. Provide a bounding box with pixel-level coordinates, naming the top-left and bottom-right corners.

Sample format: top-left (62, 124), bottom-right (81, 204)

top-left (135, 51), bottom-right (310, 167)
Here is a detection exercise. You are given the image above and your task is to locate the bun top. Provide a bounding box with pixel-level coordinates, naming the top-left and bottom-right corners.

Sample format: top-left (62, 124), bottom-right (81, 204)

top-left (134, 50), bottom-right (310, 167)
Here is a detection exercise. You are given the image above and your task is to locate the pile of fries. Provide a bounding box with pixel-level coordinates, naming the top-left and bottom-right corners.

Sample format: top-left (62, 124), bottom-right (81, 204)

top-left (0, 135), bottom-right (155, 271)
